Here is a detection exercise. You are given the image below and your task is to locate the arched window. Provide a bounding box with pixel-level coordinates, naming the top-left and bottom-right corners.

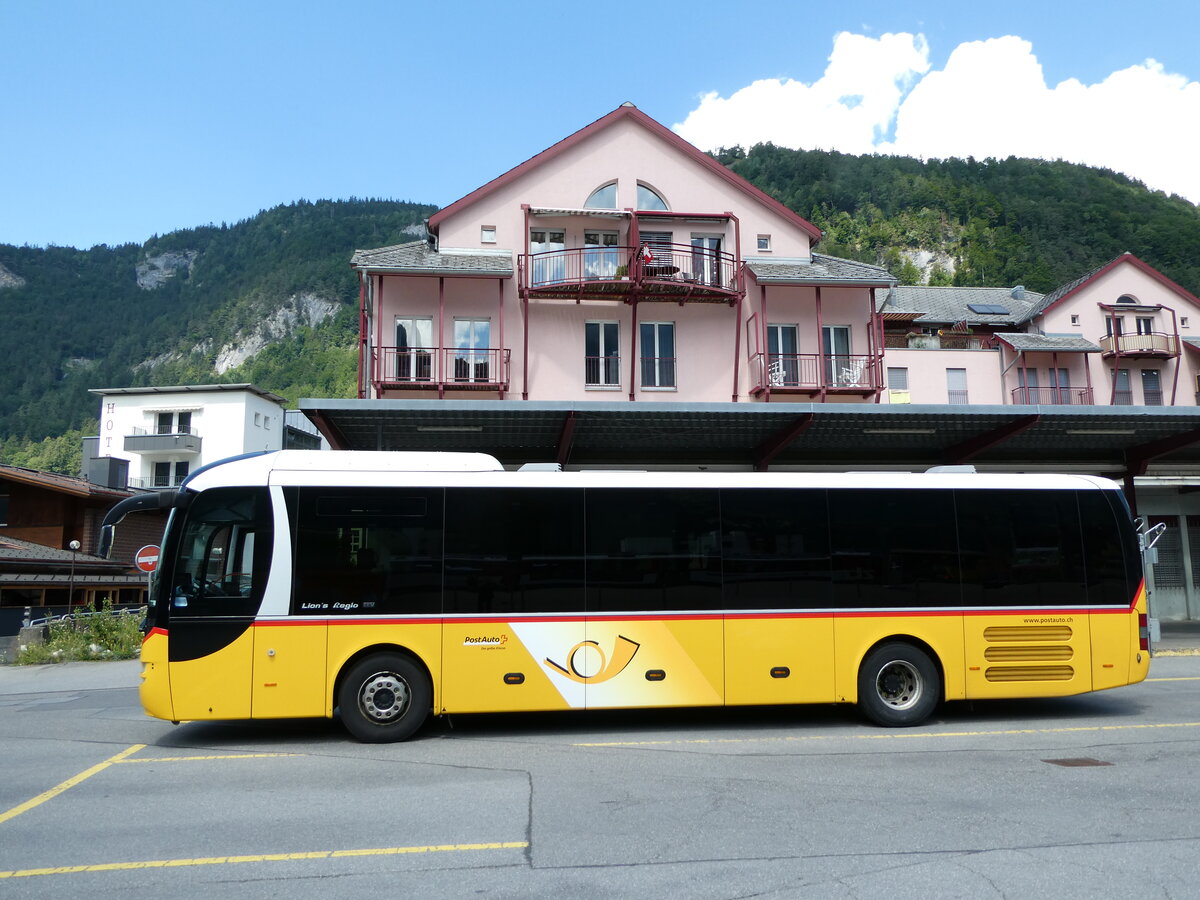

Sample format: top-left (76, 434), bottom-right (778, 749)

top-left (585, 183), bottom-right (617, 209)
top-left (1116, 294), bottom-right (1138, 304)
top-left (636, 184), bottom-right (668, 211)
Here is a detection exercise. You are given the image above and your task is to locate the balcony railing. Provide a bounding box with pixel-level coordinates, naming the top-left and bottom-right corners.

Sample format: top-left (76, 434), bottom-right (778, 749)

top-left (751, 353), bottom-right (878, 393)
top-left (639, 356), bottom-right (677, 389)
top-left (1099, 332), bottom-right (1179, 357)
top-left (374, 346), bottom-right (510, 391)
top-left (123, 427), bottom-right (202, 455)
top-left (519, 244), bottom-right (740, 303)
top-left (882, 332), bottom-right (999, 350)
top-left (1010, 387), bottom-right (1096, 405)
top-left (585, 355), bottom-right (622, 388)
top-left (127, 475), bottom-right (187, 490)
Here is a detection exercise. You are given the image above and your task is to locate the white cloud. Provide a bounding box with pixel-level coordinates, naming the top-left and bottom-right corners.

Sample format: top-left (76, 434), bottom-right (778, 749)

top-left (674, 33), bottom-right (1200, 205)
top-left (674, 32), bottom-right (931, 154)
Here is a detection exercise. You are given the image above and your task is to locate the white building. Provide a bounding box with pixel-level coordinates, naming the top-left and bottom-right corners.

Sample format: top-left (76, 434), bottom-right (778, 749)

top-left (89, 384), bottom-right (291, 489)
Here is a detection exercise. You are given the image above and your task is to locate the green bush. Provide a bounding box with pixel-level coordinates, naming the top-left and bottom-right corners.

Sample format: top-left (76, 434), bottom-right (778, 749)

top-left (17, 600), bottom-right (144, 664)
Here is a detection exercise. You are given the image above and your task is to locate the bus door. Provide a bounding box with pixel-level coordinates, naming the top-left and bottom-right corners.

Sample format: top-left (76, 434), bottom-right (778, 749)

top-left (165, 487), bottom-right (273, 721)
top-left (721, 488), bottom-right (836, 706)
top-left (582, 488), bottom-right (725, 710)
top-left (957, 489), bottom-right (1093, 699)
top-left (441, 488), bottom-right (586, 714)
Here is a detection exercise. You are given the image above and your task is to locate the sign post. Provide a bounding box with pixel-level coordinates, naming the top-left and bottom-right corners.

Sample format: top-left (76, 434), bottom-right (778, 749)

top-left (135, 544), bottom-right (160, 606)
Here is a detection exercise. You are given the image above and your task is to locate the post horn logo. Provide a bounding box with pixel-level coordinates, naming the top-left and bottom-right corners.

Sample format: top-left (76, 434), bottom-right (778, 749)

top-left (545, 635), bottom-right (640, 684)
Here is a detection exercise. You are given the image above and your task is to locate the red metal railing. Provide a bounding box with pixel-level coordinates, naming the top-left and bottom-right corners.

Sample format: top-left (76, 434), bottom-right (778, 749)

top-left (585, 355), bottom-right (622, 387)
top-left (752, 353), bottom-right (877, 392)
top-left (1011, 387), bottom-right (1095, 405)
top-left (374, 346), bottom-right (509, 389)
top-left (640, 356), bottom-right (677, 389)
top-left (519, 244), bottom-right (739, 298)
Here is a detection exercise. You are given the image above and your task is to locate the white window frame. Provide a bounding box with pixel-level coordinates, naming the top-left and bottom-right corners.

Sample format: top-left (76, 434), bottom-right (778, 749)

top-left (639, 321), bottom-right (676, 390)
top-left (757, 234), bottom-right (772, 252)
top-left (585, 321), bottom-right (621, 389)
top-left (946, 367), bottom-right (969, 405)
top-left (453, 318), bottom-right (492, 383)
top-left (767, 323), bottom-right (800, 385)
top-left (480, 226), bottom-right (497, 244)
top-left (394, 316), bottom-right (435, 382)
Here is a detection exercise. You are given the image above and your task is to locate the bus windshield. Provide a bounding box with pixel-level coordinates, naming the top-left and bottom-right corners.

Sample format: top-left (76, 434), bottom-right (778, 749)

top-left (164, 487), bottom-right (273, 619)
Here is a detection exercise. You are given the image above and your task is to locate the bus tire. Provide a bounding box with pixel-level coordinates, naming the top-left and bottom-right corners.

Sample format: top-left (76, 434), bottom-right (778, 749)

top-left (857, 642), bottom-right (940, 727)
top-left (338, 653), bottom-right (431, 743)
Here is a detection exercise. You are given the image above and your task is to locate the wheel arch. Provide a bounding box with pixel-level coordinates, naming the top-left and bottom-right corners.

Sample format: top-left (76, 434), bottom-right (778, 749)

top-left (852, 633), bottom-right (947, 704)
top-left (330, 643), bottom-right (435, 717)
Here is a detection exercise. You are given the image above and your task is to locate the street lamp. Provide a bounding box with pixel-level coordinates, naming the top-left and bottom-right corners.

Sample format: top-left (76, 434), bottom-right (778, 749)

top-left (67, 540), bottom-right (81, 617)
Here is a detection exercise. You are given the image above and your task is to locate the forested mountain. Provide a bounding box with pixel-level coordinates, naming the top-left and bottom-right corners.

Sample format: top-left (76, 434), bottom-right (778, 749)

top-left (720, 145), bottom-right (1200, 293)
top-left (1, 148), bottom-right (1199, 473)
top-left (0, 199), bottom-right (434, 464)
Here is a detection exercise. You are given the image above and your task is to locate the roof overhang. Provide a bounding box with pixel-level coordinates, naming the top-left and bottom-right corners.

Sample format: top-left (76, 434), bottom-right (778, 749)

top-left (301, 399), bottom-right (1200, 478)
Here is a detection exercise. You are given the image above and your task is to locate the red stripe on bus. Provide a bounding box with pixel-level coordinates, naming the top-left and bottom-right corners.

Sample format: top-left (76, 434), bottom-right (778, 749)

top-left (243, 605), bottom-right (1138, 628)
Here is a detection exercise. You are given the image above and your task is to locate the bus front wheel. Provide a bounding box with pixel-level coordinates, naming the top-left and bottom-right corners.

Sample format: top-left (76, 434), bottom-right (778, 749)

top-left (857, 643), bottom-right (940, 727)
top-left (338, 653), bottom-right (431, 742)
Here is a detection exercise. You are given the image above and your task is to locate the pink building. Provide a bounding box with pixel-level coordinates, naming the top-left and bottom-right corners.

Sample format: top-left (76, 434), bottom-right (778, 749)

top-left (316, 104), bottom-right (1200, 620)
top-left (352, 103), bottom-right (893, 405)
top-left (351, 104), bottom-right (1200, 416)
top-left (879, 255), bottom-right (1200, 408)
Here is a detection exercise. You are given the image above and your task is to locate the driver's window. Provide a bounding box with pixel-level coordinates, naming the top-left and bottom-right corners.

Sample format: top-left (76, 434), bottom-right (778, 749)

top-left (171, 487), bottom-right (272, 617)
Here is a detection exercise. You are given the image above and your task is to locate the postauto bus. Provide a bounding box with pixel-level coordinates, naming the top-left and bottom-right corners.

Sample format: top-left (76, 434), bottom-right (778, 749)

top-left (100, 450), bottom-right (1152, 742)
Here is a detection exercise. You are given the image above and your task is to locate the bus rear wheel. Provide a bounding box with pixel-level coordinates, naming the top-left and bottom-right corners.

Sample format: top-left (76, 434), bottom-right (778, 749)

top-left (857, 643), bottom-right (940, 727)
top-left (338, 653), bottom-right (431, 743)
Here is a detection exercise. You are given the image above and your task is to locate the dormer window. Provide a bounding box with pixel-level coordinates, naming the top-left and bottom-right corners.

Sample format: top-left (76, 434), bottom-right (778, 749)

top-left (585, 183), bottom-right (618, 209)
top-left (636, 184), bottom-right (668, 211)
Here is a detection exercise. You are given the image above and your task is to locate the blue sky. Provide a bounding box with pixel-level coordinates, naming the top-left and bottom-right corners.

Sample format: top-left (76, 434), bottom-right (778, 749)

top-left (2, 0), bottom-right (1198, 250)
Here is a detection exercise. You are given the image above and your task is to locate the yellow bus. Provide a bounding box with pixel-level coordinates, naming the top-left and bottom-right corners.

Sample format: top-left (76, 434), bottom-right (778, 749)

top-left (100, 451), bottom-right (1151, 742)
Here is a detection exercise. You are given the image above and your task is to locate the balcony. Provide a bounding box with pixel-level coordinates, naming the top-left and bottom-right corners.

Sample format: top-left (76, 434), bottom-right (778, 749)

top-left (1099, 332), bottom-right (1179, 358)
top-left (750, 353), bottom-right (878, 396)
top-left (127, 475), bottom-right (187, 490)
top-left (883, 332), bottom-right (998, 350)
top-left (518, 244), bottom-right (741, 304)
top-left (1010, 387), bottom-right (1096, 405)
top-left (123, 426), bottom-right (202, 455)
top-left (373, 346), bottom-right (510, 393)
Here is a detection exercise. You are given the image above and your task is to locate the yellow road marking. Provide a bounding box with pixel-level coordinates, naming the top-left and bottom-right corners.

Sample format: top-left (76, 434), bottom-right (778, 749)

top-left (116, 753), bottom-right (301, 764)
top-left (0, 744), bottom-right (144, 826)
top-left (577, 721), bottom-right (1200, 747)
top-left (0, 842), bottom-right (529, 880)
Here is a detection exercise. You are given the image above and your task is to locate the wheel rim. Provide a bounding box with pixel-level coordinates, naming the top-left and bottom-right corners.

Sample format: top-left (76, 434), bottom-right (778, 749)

top-left (874, 659), bottom-right (922, 711)
top-left (358, 671), bottom-right (411, 723)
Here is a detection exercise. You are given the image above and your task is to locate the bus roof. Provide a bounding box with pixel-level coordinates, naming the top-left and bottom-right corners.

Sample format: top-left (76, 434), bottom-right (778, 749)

top-left (180, 451), bottom-right (1123, 494)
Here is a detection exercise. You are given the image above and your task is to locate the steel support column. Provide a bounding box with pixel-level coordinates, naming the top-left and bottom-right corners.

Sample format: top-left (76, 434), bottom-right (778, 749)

top-left (942, 414), bottom-right (1040, 464)
top-left (753, 414), bottom-right (815, 471)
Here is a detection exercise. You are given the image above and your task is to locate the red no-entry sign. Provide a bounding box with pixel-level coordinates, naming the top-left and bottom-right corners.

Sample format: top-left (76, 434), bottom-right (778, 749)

top-left (135, 544), bottom-right (161, 573)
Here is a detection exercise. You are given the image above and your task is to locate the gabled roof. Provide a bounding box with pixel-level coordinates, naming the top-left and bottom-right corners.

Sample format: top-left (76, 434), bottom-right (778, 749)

top-left (426, 103), bottom-right (823, 243)
top-left (746, 254), bottom-right (894, 287)
top-left (1027, 253), bottom-right (1200, 320)
top-left (350, 241), bottom-right (513, 276)
top-left (0, 464), bottom-right (132, 501)
top-left (878, 285), bottom-right (1043, 326)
